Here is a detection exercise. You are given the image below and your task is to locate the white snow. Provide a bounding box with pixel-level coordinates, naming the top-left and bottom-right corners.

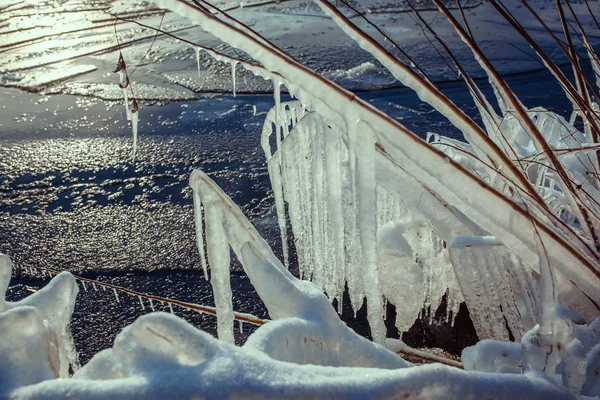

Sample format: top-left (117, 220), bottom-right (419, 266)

top-left (0, 254), bottom-right (79, 391)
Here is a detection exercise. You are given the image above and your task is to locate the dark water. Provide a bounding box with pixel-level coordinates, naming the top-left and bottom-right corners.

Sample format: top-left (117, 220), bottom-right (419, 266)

top-left (1, 66), bottom-right (575, 364)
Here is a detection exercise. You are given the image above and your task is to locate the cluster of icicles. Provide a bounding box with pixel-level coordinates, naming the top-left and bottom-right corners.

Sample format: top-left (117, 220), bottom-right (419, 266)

top-left (175, 49), bottom-right (542, 344)
top-left (257, 95), bottom-right (599, 343)
top-left (259, 100), bottom-right (466, 342)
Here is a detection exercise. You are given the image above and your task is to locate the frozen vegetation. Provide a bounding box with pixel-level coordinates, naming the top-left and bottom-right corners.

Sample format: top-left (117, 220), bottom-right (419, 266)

top-left (2, 0), bottom-right (600, 398)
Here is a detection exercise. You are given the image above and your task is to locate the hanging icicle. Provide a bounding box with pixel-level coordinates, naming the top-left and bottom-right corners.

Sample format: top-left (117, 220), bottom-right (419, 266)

top-left (231, 61), bottom-right (238, 97)
top-left (195, 46), bottom-right (201, 79)
top-left (131, 99), bottom-right (139, 161)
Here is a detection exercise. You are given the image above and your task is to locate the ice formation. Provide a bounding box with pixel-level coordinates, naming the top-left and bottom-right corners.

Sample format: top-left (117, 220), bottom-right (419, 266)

top-left (4, 181), bottom-right (599, 399)
top-left (194, 46), bottom-right (201, 78)
top-left (131, 100), bottom-right (139, 161)
top-left (153, 0), bottom-right (600, 347)
top-left (189, 169), bottom-right (410, 361)
top-left (261, 103), bottom-right (464, 339)
top-left (231, 61), bottom-right (238, 97)
top-left (114, 53), bottom-right (140, 161)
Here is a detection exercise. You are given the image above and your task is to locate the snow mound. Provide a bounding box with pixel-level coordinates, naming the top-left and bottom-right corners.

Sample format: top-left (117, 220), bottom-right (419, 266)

top-left (0, 254), bottom-right (79, 393)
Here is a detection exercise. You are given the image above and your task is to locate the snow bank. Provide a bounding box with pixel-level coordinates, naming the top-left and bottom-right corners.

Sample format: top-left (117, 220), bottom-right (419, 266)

top-left (11, 312), bottom-right (577, 400)
top-left (0, 254), bottom-right (79, 393)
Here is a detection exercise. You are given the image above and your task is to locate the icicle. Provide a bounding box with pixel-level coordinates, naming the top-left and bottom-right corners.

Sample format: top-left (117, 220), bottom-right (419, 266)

top-left (92, 282), bottom-right (97, 291)
top-left (324, 121), bottom-right (345, 300)
top-left (149, 298), bottom-right (155, 312)
top-left (273, 79), bottom-right (281, 144)
top-left (341, 118), bottom-right (365, 315)
top-left (113, 288), bottom-right (120, 303)
top-left (355, 121), bottom-right (386, 345)
top-left (252, 105), bottom-right (256, 116)
top-left (121, 87), bottom-right (131, 122)
top-left (131, 99), bottom-right (139, 161)
top-left (139, 296), bottom-right (145, 310)
top-left (308, 117), bottom-right (329, 294)
top-left (267, 151), bottom-right (289, 269)
top-left (239, 319), bottom-right (243, 333)
top-left (193, 192), bottom-right (209, 280)
top-left (195, 47), bottom-right (201, 79)
top-left (81, 281), bottom-right (87, 292)
top-left (101, 284), bottom-right (106, 291)
top-left (231, 61), bottom-right (238, 97)
top-left (168, 303), bottom-right (174, 314)
top-left (205, 205), bottom-right (235, 344)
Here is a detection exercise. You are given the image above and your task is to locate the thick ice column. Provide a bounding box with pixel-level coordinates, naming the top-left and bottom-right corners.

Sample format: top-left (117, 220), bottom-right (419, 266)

top-left (231, 61), bottom-right (238, 97)
top-left (355, 121), bottom-right (386, 344)
top-left (204, 205), bottom-right (235, 343)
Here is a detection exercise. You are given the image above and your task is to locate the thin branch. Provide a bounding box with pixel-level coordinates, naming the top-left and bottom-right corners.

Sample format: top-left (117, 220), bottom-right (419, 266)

top-left (20, 265), bottom-right (266, 326)
top-left (336, 0), bottom-right (435, 85)
top-left (128, 11), bottom-right (166, 78)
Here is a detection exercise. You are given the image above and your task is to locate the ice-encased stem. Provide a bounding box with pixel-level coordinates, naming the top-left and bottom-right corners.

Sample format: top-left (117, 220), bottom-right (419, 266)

top-left (205, 205), bottom-right (235, 343)
top-left (355, 122), bottom-right (385, 344)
